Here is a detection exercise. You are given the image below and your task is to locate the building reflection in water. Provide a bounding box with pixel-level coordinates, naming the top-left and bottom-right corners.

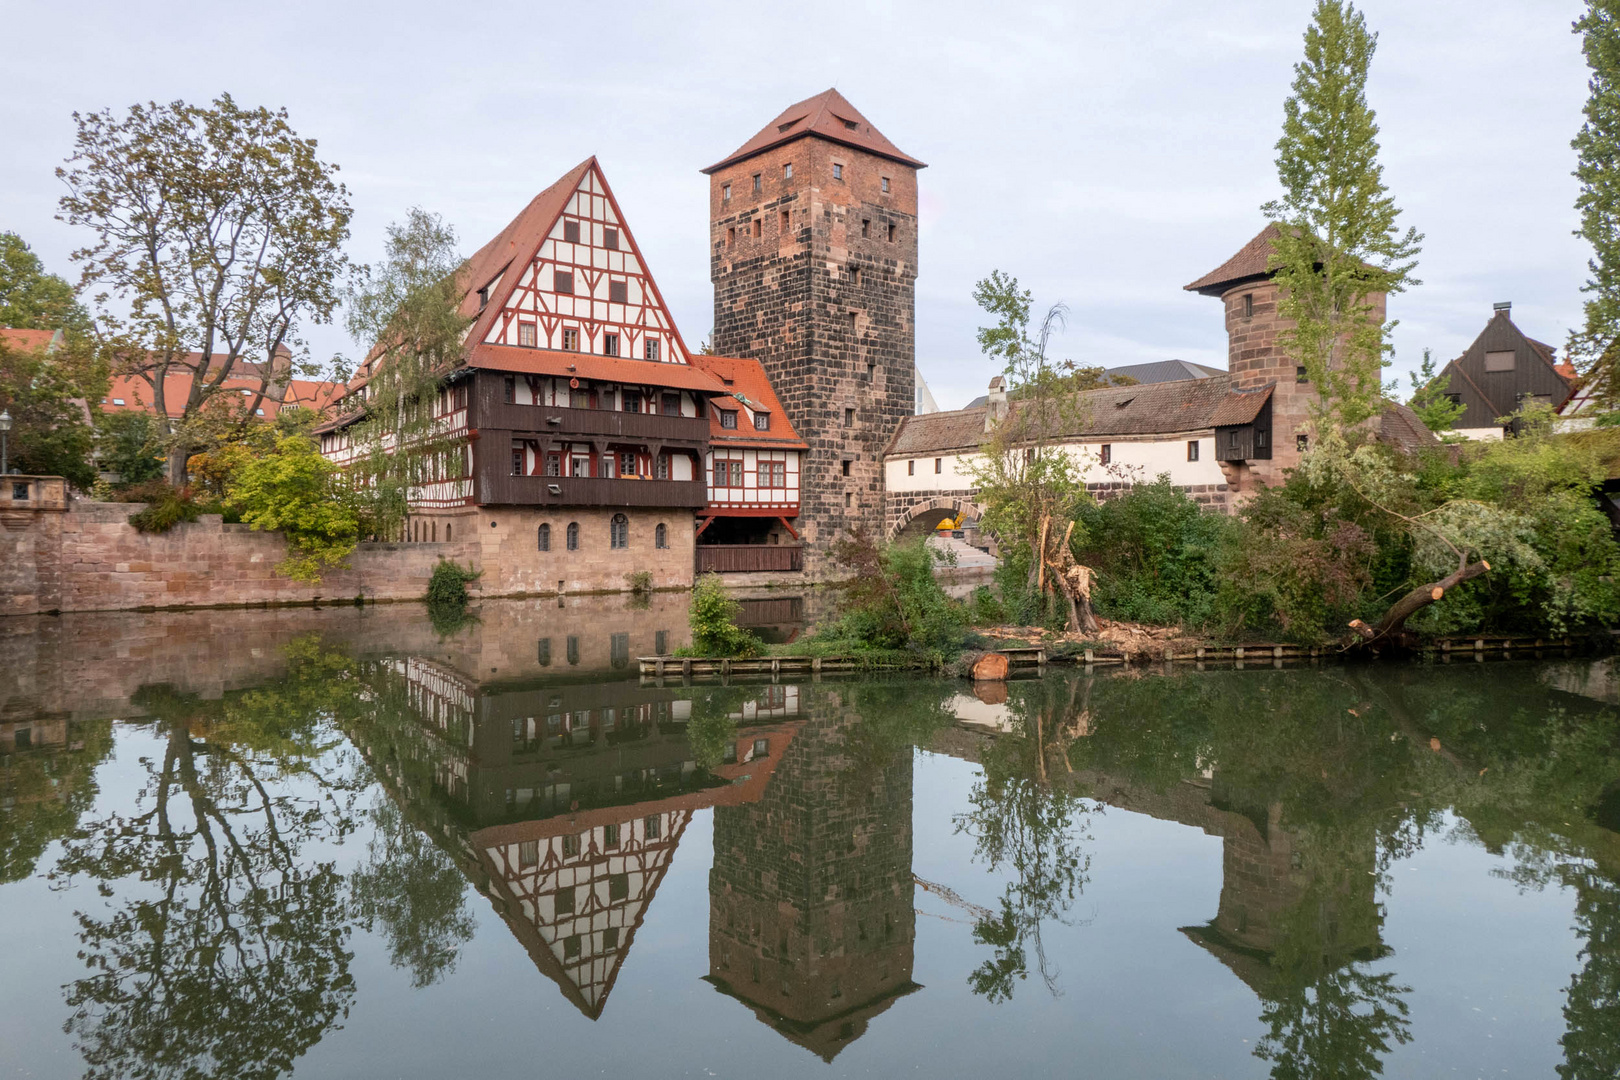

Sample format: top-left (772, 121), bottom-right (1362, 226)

top-left (705, 692), bottom-right (922, 1062)
top-left (361, 654), bottom-right (807, 1019)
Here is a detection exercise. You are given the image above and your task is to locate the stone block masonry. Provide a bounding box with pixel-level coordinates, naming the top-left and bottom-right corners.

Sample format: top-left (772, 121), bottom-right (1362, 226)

top-left (2, 499), bottom-right (696, 616)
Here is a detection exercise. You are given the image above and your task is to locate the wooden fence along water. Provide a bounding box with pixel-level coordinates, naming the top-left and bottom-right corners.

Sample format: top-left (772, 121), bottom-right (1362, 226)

top-left (638, 635), bottom-right (1594, 683)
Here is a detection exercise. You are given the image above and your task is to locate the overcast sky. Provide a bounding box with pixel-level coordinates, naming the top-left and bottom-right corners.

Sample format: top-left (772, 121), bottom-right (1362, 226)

top-left (0, 0), bottom-right (1593, 410)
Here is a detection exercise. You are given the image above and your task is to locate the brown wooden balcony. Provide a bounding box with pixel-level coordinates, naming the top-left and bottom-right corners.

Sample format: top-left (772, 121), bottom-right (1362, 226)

top-left (695, 545), bottom-right (804, 573)
top-left (475, 400), bottom-right (710, 447)
top-left (475, 465), bottom-right (709, 509)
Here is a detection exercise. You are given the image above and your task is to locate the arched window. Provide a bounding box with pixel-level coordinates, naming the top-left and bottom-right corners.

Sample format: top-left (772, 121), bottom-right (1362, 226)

top-left (610, 513), bottom-right (629, 550)
top-left (566, 522), bottom-right (579, 551)
top-left (655, 523), bottom-right (668, 549)
top-left (445, 524), bottom-right (452, 542)
top-left (538, 523), bottom-right (551, 551)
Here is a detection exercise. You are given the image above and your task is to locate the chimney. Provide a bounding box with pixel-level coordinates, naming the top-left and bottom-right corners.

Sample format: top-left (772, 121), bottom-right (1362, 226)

top-left (984, 375), bottom-right (1008, 433)
top-left (1493, 301), bottom-right (1512, 314)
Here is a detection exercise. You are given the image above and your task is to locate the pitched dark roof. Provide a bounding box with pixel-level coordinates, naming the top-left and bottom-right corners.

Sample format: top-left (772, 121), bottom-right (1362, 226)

top-left (702, 89), bottom-right (925, 174)
top-left (1377, 401), bottom-right (1441, 454)
top-left (1185, 223), bottom-right (1285, 297)
top-left (1208, 384), bottom-right (1272, 427)
top-left (888, 375), bottom-right (1239, 456)
top-left (1105, 359), bottom-right (1227, 384)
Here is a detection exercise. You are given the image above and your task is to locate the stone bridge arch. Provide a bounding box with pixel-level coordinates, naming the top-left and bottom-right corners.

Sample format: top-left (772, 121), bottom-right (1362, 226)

top-left (886, 494), bottom-right (987, 542)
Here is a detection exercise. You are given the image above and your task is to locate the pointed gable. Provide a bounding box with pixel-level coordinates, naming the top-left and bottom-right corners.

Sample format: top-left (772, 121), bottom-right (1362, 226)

top-left (1440, 305), bottom-right (1578, 429)
top-left (467, 158), bottom-right (693, 366)
top-left (702, 88), bottom-right (926, 174)
top-left (1185, 223), bottom-right (1286, 297)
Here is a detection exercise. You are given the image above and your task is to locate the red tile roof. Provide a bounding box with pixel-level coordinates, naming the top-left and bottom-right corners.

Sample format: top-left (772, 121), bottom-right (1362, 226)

top-left (100, 370), bottom-right (345, 419)
top-left (702, 88), bottom-right (926, 174)
top-left (0, 327), bottom-right (61, 351)
top-left (1185, 223), bottom-right (1285, 296)
top-left (1208, 384), bottom-right (1273, 427)
top-left (467, 344), bottom-right (729, 394)
top-left (688, 354), bottom-right (808, 448)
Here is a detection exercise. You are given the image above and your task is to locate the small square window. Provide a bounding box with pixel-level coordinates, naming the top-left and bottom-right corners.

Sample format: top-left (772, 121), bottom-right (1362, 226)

top-left (604, 227), bottom-right (619, 250)
top-left (887, 222), bottom-right (896, 242)
top-left (563, 328), bottom-right (579, 351)
top-left (609, 873), bottom-right (629, 901)
top-left (752, 173), bottom-right (761, 193)
top-left (841, 459), bottom-right (851, 477)
top-left (477, 286), bottom-right (489, 309)
top-left (907, 460), bottom-right (915, 475)
top-left (518, 321), bottom-right (537, 347)
top-left (1296, 433), bottom-right (1309, 452)
top-left (721, 410), bottom-right (737, 429)
top-left (881, 176), bottom-right (891, 193)
top-left (504, 376), bottom-right (516, 404)
top-left (1243, 293), bottom-right (1254, 319)
top-left (1484, 350), bottom-right (1516, 372)
top-left (556, 887), bottom-right (575, 915)
top-left (609, 280), bottom-right (628, 303)
top-left (602, 926), bottom-right (619, 950)
top-left (1187, 439), bottom-right (1200, 461)
top-left (645, 339), bottom-right (659, 362)
top-left (844, 491), bottom-right (853, 507)
top-left (752, 219), bottom-right (762, 238)
top-left (564, 220), bottom-right (580, 243)
top-left (645, 814), bottom-right (661, 839)
top-left (844, 407), bottom-right (854, 427)
top-left (662, 393), bottom-right (680, 416)
top-left (563, 833), bottom-right (581, 856)
top-left (727, 226), bottom-right (736, 246)
top-left (722, 182), bottom-right (731, 201)
top-left (935, 457), bottom-right (942, 474)
top-left (754, 412), bottom-right (770, 430)
top-left (833, 163), bottom-right (843, 181)
top-left (553, 270), bottom-right (574, 294)
top-left (779, 209), bottom-right (791, 234)
top-left (1296, 365), bottom-right (1308, 383)
top-left (604, 823), bottom-right (619, 848)
top-left (1256, 429), bottom-right (1269, 449)
top-left (753, 738), bottom-right (770, 757)
top-left (603, 333), bottom-right (619, 356)
top-left (861, 219), bottom-right (871, 239)
top-left (565, 935), bottom-right (581, 960)
top-left (1099, 444), bottom-right (1112, 465)
top-left (783, 162), bottom-right (793, 180)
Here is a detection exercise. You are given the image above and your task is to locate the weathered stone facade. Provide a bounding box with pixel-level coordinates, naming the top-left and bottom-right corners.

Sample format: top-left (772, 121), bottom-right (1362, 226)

top-left (709, 111), bottom-right (919, 578)
top-left (2, 499), bottom-right (695, 616)
top-left (707, 697), bottom-right (917, 1059)
top-left (1085, 480), bottom-right (1232, 514)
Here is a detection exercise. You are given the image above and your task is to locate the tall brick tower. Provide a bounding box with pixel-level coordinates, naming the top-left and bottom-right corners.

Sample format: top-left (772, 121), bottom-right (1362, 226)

top-left (703, 90), bottom-right (923, 576)
top-left (1185, 224), bottom-right (1386, 490)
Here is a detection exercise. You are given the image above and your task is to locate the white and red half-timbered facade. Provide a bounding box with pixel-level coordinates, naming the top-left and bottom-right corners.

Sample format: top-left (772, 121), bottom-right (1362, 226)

top-left (320, 155), bottom-right (815, 590)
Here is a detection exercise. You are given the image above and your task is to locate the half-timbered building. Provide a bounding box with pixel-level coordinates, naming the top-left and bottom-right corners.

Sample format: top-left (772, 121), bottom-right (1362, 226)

top-left (321, 157), bottom-right (742, 593)
top-left (690, 353), bottom-right (809, 575)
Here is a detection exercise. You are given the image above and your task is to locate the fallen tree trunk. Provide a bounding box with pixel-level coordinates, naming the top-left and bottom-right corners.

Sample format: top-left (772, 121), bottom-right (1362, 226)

top-left (1349, 557), bottom-right (1490, 645)
top-left (1039, 515), bottom-right (1099, 635)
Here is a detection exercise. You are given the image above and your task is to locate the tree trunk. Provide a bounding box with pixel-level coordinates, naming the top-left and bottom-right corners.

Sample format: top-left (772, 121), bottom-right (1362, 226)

top-left (1349, 557), bottom-right (1490, 645)
top-left (167, 442), bottom-right (190, 488)
top-left (1036, 514), bottom-right (1099, 635)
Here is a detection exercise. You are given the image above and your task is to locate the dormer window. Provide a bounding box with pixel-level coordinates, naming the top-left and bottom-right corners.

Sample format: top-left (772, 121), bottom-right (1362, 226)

top-left (720, 410), bottom-right (738, 430)
top-left (754, 411), bottom-right (770, 431)
top-left (778, 119), bottom-right (798, 133)
top-left (604, 227), bottom-right (619, 250)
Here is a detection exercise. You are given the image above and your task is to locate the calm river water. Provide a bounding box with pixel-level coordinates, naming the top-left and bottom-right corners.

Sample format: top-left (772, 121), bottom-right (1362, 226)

top-left (2, 598), bottom-right (1618, 1079)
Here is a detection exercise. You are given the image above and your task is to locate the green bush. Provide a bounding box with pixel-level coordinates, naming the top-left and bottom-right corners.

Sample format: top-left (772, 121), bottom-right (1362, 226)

top-left (625, 570), bottom-right (653, 596)
top-left (127, 483), bottom-right (204, 534)
top-left (817, 533), bottom-right (968, 655)
top-left (683, 573), bottom-right (763, 658)
top-left (425, 558), bottom-right (481, 606)
top-left (227, 433), bottom-right (361, 582)
top-left (1074, 476), bottom-right (1235, 628)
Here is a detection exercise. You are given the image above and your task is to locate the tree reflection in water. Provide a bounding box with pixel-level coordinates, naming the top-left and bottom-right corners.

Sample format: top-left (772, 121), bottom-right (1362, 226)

top-left (49, 638), bottom-right (367, 1080)
top-left (954, 678), bottom-right (1094, 1003)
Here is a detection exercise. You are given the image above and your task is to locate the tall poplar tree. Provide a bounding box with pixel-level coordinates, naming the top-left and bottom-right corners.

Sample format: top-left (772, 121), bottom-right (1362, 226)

top-left (1264, 0), bottom-right (1421, 432)
top-left (1571, 1), bottom-right (1620, 403)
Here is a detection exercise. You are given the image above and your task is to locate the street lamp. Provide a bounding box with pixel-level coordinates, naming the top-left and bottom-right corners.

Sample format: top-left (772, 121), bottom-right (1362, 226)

top-left (0, 409), bottom-right (10, 476)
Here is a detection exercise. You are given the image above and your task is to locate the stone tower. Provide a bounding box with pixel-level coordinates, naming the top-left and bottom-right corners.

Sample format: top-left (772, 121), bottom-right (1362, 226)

top-left (1184, 224), bottom-right (1387, 490)
top-left (704, 90), bottom-right (923, 575)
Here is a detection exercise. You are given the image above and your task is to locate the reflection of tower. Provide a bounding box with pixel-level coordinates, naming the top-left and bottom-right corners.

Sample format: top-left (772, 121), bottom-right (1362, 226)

top-left (1180, 778), bottom-right (1385, 993)
top-left (705, 705), bottom-right (920, 1061)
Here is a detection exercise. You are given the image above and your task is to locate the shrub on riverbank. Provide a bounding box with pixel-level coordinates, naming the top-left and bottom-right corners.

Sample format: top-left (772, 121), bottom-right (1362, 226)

top-left (1074, 476), bottom-right (1232, 628)
top-left (807, 532), bottom-right (969, 658)
top-left (682, 573), bottom-right (763, 658)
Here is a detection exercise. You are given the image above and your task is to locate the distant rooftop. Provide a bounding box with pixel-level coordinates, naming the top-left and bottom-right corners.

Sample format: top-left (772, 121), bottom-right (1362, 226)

top-left (961, 359), bottom-right (1225, 407)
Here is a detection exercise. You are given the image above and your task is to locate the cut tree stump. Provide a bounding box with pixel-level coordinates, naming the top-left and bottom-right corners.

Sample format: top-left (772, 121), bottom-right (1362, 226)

top-left (971, 653), bottom-right (1010, 681)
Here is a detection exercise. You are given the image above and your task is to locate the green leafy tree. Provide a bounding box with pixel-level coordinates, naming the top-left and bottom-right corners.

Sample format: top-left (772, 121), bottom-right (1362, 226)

top-left (0, 332), bottom-right (107, 486)
top-left (968, 271), bottom-right (1098, 631)
top-left (1571, 1), bottom-right (1620, 403)
top-left (683, 573), bottom-right (762, 657)
top-left (58, 94), bottom-right (352, 486)
top-left (94, 410), bottom-right (165, 485)
top-left (0, 231), bottom-right (87, 330)
top-left (227, 432), bottom-right (360, 581)
top-left (1264, 0), bottom-right (1421, 431)
top-left (1404, 348), bottom-right (1465, 433)
top-left (340, 208), bottom-right (472, 541)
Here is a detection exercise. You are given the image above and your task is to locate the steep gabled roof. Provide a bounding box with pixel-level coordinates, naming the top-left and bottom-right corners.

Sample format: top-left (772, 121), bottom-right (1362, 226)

top-left (702, 88), bottom-right (926, 174)
top-left (1209, 384), bottom-right (1273, 427)
top-left (457, 157), bottom-right (598, 344)
top-left (468, 344), bottom-right (727, 394)
top-left (1184, 223), bottom-right (1285, 297)
top-left (688, 354), bottom-right (808, 448)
